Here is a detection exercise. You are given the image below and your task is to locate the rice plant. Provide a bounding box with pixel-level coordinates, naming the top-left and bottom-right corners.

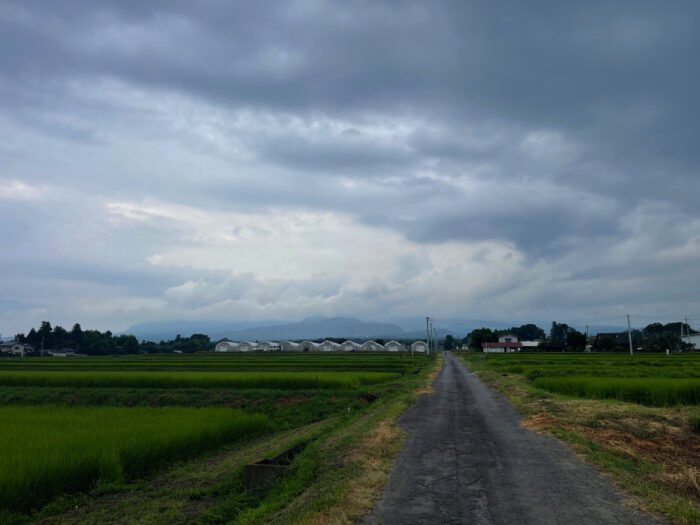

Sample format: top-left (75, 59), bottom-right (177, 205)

top-left (0, 406), bottom-right (269, 513)
top-left (0, 370), bottom-right (401, 390)
top-left (533, 376), bottom-right (700, 406)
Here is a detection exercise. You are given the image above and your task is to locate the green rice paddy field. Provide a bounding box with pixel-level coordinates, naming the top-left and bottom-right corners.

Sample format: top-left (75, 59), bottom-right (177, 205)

top-left (465, 352), bottom-right (700, 406)
top-left (0, 352), bottom-right (431, 522)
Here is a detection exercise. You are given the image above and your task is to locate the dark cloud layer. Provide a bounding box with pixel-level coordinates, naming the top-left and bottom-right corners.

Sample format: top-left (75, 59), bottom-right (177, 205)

top-left (0, 1), bottom-right (698, 331)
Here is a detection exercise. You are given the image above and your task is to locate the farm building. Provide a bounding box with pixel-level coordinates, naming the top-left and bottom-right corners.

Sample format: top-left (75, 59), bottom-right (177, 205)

top-left (384, 340), bottom-right (406, 352)
top-left (299, 341), bottom-right (320, 351)
top-left (319, 340), bottom-right (341, 352)
top-left (483, 334), bottom-right (523, 353)
top-left (0, 341), bottom-right (35, 356)
top-left (237, 341), bottom-right (257, 352)
top-left (280, 341), bottom-right (300, 351)
top-left (682, 333), bottom-right (700, 349)
top-left (361, 341), bottom-right (384, 352)
top-left (411, 341), bottom-right (428, 353)
top-left (520, 340), bottom-right (540, 349)
top-left (215, 339), bottom-right (239, 352)
top-left (339, 341), bottom-right (361, 351)
top-left (257, 341), bottom-right (281, 352)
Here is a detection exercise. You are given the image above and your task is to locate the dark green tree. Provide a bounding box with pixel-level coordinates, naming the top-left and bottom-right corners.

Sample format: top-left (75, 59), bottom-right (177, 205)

top-left (443, 334), bottom-right (455, 350)
top-left (549, 322), bottom-right (572, 342)
top-left (565, 330), bottom-right (586, 351)
top-left (466, 328), bottom-right (497, 352)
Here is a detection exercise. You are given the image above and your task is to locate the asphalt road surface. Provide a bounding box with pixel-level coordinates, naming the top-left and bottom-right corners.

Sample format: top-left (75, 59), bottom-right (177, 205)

top-left (362, 352), bottom-right (661, 525)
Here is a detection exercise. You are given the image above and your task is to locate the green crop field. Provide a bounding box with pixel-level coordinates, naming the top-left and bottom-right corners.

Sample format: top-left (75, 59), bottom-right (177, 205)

top-left (0, 370), bottom-right (401, 390)
top-left (0, 352), bottom-right (434, 522)
top-left (0, 353), bottom-right (425, 373)
top-left (463, 352), bottom-right (700, 406)
top-left (0, 406), bottom-right (269, 514)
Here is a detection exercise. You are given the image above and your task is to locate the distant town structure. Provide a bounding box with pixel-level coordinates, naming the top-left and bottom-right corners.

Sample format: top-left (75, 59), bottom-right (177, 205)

top-left (483, 334), bottom-right (524, 353)
top-left (212, 339), bottom-right (427, 353)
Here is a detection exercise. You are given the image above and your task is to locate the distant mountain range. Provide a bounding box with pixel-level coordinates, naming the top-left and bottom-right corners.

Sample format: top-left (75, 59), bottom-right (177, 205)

top-left (123, 320), bottom-right (287, 342)
top-left (213, 317), bottom-right (404, 341)
top-left (123, 316), bottom-right (630, 342)
top-left (124, 317), bottom-right (404, 342)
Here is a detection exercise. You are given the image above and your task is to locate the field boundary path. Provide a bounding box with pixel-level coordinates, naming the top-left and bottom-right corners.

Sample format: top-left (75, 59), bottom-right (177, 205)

top-left (362, 352), bottom-right (662, 525)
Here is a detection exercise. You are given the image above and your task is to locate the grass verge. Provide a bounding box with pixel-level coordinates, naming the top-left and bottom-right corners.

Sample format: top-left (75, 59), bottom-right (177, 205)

top-left (458, 352), bottom-right (700, 525)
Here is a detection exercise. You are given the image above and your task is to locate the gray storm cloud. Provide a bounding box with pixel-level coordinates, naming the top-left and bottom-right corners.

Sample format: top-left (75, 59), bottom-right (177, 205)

top-left (0, 0), bottom-right (698, 333)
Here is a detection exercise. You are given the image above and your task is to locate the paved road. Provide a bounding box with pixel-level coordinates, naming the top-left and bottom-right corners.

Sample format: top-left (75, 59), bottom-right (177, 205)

top-left (363, 352), bottom-right (661, 525)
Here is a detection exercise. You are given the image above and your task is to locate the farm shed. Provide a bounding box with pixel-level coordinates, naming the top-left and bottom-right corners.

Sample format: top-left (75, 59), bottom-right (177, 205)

top-left (339, 341), bottom-right (361, 351)
top-left (300, 341), bottom-right (320, 351)
top-left (280, 341), bottom-right (300, 351)
top-left (361, 341), bottom-right (384, 352)
top-left (411, 341), bottom-right (428, 353)
top-left (319, 340), bottom-right (341, 352)
top-left (384, 340), bottom-right (406, 352)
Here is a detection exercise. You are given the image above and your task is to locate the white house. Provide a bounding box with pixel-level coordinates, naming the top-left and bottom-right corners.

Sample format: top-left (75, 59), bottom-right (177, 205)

top-left (384, 340), bottom-right (406, 352)
top-left (215, 339), bottom-right (239, 352)
top-left (280, 341), bottom-right (300, 352)
top-left (257, 341), bottom-right (281, 352)
top-left (0, 341), bottom-right (34, 357)
top-left (319, 340), bottom-right (341, 352)
top-left (483, 335), bottom-right (523, 353)
top-left (300, 341), bottom-right (320, 351)
top-left (339, 341), bottom-right (361, 352)
top-left (237, 341), bottom-right (257, 352)
top-left (682, 333), bottom-right (700, 350)
top-left (361, 341), bottom-right (383, 352)
top-left (411, 341), bottom-right (428, 353)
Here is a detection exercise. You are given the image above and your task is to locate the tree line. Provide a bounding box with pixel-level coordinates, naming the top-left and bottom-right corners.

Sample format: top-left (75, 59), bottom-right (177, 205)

top-left (442, 321), bottom-right (696, 352)
top-left (12, 321), bottom-right (212, 356)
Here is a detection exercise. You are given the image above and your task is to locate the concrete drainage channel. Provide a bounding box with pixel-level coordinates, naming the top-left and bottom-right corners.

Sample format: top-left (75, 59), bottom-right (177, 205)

top-left (244, 444), bottom-right (304, 492)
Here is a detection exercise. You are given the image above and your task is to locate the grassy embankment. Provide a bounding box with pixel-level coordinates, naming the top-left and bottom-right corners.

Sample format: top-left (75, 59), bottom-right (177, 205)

top-left (0, 352), bottom-right (439, 524)
top-left (458, 352), bottom-right (700, 525)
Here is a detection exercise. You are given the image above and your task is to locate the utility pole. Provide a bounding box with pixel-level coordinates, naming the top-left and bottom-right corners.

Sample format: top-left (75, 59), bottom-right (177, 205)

top-left (627, 314), bottom-right (633, 356)
top-left (426, 317), bottom-right (431, 355)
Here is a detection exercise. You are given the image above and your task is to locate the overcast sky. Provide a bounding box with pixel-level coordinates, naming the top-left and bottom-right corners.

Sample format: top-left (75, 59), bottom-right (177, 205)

top-left (1, 0), bottom-right (699, 334)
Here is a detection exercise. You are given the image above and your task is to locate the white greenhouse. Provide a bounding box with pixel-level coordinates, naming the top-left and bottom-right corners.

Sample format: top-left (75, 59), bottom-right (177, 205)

top-left (280, 341), bottom-right (300, 351)
top-left (361, 341), bottom-right (384, 352)
top-left (319, 340), bottom-right (341, 352)
top-left (237, 341), bottom-right (257, 352)
top-left (215, 339), bottom-right (239, 352)
top-left (257, 341), bottom-right (281, 352)
top-left (384, 340), bottom-right (406, 352)
top-left (340, 341), bottom-right (362, 352)
top-left (410, 341), bottom-right (428, 353)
